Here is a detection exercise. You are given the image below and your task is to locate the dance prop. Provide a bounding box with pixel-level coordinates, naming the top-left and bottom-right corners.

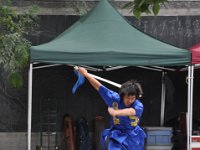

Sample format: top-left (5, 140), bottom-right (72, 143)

top-left (72, 66), bottom-right (121, 94)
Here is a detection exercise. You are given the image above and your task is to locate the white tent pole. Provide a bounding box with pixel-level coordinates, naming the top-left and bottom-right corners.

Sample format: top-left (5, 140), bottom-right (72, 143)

top-left (105, 66), bottom-right (127, 71)
top-left (137, 66), bottom-right (162, 72)
top-left (189, 65), bottom-right (194, 150)
top-left (80, 65), bottom-right (103, 71)
top-left (180, 64), bottom-right (200, 72)
top-left (187, 65), bottom-right (191, 150)
top-left (152, 66), bottom-right (176, 72)
top-left (33, 64), bottom-right (61, 69)
top-left (187, 65), bottom-right (194, 150)
top-left (28, 63), bottom-right (33, 150)
top-left (160, 72), bottom-right (166, 126)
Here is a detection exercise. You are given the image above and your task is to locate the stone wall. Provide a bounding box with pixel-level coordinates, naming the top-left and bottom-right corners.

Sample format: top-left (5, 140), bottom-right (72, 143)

top-left (2, 0), bottom-right (200, 16)
top-left (0, 132), bottom-right (65, 150)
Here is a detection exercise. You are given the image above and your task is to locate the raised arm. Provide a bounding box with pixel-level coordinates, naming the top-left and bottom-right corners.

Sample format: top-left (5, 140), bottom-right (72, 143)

top-left (75, 67), bottom-right (120, 106)
top-left (75, 67), bottom-right (102, 91)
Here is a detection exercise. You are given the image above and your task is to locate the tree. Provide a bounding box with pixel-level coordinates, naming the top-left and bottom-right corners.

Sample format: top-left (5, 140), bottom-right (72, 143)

top-left (0, 2), bottom-right (38, 88)
top-left (123, 0), bottom-right (168, 19)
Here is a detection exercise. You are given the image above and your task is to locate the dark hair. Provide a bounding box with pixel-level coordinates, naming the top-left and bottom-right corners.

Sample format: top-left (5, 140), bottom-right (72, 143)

top-left (119, 80), bottom-right (143, 100)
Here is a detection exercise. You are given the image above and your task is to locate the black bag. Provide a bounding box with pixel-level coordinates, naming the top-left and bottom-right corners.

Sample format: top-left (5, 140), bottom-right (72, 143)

top-left (76, 117), bottom-right (91, 150)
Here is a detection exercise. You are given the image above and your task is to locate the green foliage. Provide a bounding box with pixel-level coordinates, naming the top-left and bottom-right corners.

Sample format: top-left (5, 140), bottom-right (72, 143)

top-left (71, 0), bottom-right (90, 15)
top-left (123, 0), bottom-right (168, 19)
top-left (8, 72), bottom-right (23, 88)
top-left (0, 2), bottom-right (38, 88)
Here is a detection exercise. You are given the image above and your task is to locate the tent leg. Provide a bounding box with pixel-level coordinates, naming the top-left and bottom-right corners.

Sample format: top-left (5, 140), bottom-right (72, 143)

top-left (187, 66), bottom-right (191, 150)
top-left (189, 65), bottom-right (194, 150)
top-left (160, 72), bottom-right (166, 126)
top-left (187, 65), bottom-right (194, 150)
top-left (28, 63), bottom-right (33, 150)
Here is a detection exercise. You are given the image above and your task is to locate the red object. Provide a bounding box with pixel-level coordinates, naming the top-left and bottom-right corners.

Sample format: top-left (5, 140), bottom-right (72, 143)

top-left (190, 43), bottom-right (200, 64)
top-left (179, 112), bottom-right (187, 150)
top-left (64, 115), bottom-right (75, 150)
top-left (193, 137), bottom-right (200, 143)
top-left (179, 112), bottom-right (187, 136)
top-left (192, 136), bottom-right (200, 150)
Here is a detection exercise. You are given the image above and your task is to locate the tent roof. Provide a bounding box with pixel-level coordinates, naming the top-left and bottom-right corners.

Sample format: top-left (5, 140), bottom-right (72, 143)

top-left (190, 43), bottom-right (200, 64)
top-left (30, 0), bottom-right (191, 66)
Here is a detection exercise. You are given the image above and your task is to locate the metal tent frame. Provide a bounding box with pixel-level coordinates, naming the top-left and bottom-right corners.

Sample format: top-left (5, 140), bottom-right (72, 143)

top-left (27, 63), bottom-right (194, 150)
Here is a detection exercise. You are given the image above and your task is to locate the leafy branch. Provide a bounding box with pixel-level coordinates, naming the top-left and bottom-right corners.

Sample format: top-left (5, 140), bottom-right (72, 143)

top-left (0, 2), bottom-right (38, 88)
top-left (123, 0), bottom-right (168, 19)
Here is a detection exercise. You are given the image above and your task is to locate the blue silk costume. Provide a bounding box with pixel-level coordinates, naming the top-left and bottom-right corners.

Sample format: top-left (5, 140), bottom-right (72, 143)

top-left (98, 85), bottom-right (146, 150)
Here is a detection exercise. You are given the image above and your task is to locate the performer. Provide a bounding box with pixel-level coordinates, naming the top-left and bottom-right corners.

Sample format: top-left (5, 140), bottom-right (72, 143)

top-left (76, 67), bottom-right (146, 150)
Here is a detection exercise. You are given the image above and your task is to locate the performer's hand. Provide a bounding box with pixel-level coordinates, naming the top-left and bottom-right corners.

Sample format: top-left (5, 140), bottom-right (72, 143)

top-left (74, 66), bottom-right (101, 91)
top-left (74, 66), bottom-right (88, 77)
top-left (108, 107), bottom-right (117, 117)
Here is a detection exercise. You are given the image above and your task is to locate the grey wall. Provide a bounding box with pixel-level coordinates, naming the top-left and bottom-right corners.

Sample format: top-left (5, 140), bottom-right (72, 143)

top-left (127, 16), bottom-right (200, 49)
top-left (0, 69), bottom-right (27, 131)
top-left (0, 132), bottom-right (65, 150)
top-left (30, 15), bottom-right (200, 48)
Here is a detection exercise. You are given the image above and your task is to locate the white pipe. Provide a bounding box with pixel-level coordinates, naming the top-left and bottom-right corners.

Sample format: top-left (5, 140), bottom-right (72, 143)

top-left (180, 64), bottom-right (200, 72)
top-left (68, 64), bottom-right (102, 72)
top-left (189, 65), bottom-right (194, 150)
top-left (33, 62), bottom-right (40, 64)
top-left (28, 64), bottom-right (33, 150)
top-left (137, 66), bottom-right (162, 72)
top-left (160, 72), bottom-right (166, 126)
top-left (152, 66), bottom-right (176, 71)
top-left (187, 66), bottom-right (191, 150)
top-left (80, 65), bottom-right (103, 71)
top-left (33, 64), bottom-right (61, 69)
top-left (33, 63), bottom-right (173, 73)
top-left (180, 66), bottom-right (189, 72)
top-left (33, 64), bottom-right (101, 72)
top-left (105, 66), bottom-right (127, 71)
top-left (187, 65), bottom-right (194, 150)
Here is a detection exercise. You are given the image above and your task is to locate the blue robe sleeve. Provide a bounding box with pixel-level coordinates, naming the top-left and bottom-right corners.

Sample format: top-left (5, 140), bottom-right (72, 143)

top-left (98, 85), bottom-right (120, 107)
top-left (133, 100), bottom-right (144, 118)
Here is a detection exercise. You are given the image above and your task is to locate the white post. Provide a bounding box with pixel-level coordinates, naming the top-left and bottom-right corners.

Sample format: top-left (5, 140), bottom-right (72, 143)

top-left (160, 72), bottom-right (166, 126)
top-left (187, 65), bottom-right (194, 150)
top-left (187, 66), bottom-right (191, 150)
top-left (189, 65), bottom-right (194, 150)
top-left (28, 63), bottom-right (33, 150)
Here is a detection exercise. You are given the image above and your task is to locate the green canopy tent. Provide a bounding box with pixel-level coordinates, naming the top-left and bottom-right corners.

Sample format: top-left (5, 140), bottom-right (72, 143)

top-left (30, 0), bottom-right (190, 66)
top-left (28, 0), bottom-right (194, 150)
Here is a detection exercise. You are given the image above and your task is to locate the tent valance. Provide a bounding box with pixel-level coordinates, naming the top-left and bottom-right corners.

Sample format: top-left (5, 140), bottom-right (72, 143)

top-left (190, 43), bottom-right (200, 64)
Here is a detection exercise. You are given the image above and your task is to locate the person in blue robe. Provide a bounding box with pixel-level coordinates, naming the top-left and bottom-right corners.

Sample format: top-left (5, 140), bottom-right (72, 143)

top-left (76, 67), bottom-right (146, 150)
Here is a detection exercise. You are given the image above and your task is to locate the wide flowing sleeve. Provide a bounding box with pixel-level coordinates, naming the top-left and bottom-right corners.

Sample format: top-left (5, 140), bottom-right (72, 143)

top-left (98, 85), bottom-right (120, 107)
top-left (133, 100), bottom-right (144, 119)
